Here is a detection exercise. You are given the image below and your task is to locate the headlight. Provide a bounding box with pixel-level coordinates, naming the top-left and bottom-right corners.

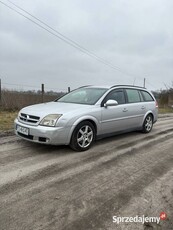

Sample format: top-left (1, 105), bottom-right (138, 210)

top-left (40, 114), bottom-right (62, 127)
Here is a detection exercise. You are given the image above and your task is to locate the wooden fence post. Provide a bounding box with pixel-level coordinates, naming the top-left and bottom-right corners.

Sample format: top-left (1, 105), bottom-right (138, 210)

top-left (41, 83), bottom-right (44, 103)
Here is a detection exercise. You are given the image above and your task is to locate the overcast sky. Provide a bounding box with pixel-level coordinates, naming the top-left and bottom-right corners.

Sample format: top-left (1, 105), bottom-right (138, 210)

top-left (0, 0), bottom-right (173, 92)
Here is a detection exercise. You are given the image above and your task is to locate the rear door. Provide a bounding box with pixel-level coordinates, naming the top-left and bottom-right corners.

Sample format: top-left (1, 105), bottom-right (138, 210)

top-left (124, 88), bottom-right (146, 128)
top-left (140, 90), bottom-right (157, 122)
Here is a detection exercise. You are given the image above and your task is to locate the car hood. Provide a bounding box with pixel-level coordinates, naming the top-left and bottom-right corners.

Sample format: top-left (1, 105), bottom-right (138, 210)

top-left (20, 102), bottom-right (92, 118)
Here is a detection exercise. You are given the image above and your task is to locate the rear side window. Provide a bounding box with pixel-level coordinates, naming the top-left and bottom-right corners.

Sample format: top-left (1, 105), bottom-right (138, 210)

top-left (126, 89), bottom-right (141, 103)
top-left (141, 91), bottom-right (154, 101)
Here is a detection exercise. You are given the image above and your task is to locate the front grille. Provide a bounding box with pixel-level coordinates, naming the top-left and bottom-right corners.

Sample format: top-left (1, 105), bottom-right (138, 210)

top-left (19, 113), bottom-right (40, 124)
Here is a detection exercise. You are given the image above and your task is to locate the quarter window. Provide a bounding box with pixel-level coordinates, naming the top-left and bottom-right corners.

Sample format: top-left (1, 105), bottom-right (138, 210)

top-left (126, 89), bottom-right (141, 103)
top-left (141, 91), bottom-right (154, 101)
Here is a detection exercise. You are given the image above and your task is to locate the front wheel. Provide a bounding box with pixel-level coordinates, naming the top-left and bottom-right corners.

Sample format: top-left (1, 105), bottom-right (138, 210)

top-left (142, 114), bottom-right (153, 133)
top-left (70, 121), bottom-right (95, 151)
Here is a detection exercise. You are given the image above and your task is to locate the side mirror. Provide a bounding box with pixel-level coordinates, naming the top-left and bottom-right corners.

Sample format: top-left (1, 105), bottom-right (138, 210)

top-left (104, 99), bottom-right (118, 108)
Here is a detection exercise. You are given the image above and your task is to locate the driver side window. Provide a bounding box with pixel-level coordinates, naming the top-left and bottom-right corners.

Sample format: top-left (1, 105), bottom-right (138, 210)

top-left (105, 89), bottom-right (126, 104)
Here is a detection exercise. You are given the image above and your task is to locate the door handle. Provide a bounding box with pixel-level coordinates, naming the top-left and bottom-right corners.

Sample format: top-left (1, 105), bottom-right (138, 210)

top-left (141, 106), bottom-right (145, 110)
top-left (123, 108), bottom-right (128, 112)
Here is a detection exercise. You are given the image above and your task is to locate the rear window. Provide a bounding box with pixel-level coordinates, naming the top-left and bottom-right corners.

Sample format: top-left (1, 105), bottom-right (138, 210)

top-left (126, 89), bottom-right (141, 103)
top-left (141, 91), bottom-right (154, 101)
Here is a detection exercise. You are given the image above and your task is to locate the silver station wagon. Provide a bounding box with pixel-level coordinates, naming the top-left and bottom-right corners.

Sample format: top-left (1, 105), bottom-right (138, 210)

top-left (14, 85), bottom-right (158, 151)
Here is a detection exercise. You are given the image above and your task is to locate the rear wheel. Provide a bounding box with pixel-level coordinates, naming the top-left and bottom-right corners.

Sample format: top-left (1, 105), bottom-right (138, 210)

top-left (142, 114), bottom-right (153, 133)
top-left (70, 121), bottom-right (95, 151)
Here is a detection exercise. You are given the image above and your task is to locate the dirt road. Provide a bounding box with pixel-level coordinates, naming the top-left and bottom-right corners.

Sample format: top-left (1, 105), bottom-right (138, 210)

top-left (0, 114), bottom-right (173, 230)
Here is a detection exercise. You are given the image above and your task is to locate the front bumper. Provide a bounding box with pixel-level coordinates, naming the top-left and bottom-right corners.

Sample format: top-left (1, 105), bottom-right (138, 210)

top-left (14, 119), bottom-right (71, 145)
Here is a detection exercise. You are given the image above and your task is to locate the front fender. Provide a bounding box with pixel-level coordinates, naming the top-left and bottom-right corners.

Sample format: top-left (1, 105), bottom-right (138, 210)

top-left (66, 115), bottom-right (100, 144)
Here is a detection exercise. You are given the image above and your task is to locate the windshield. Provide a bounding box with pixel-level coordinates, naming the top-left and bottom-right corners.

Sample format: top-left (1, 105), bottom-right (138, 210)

top-left (57, 87), bottom-right (108, 105)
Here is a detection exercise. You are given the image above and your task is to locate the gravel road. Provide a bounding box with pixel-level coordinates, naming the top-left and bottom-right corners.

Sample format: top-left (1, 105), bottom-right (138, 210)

top-left (0, 114), bottom-right (173, 230)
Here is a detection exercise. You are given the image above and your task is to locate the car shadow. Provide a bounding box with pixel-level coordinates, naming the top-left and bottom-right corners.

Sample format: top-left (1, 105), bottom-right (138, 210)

top-left (20, 130), bottom-right (142, 155)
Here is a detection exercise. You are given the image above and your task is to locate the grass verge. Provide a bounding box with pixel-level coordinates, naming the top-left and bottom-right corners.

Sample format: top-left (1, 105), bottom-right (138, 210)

top-left (0, 110), bottom-right (18, 131)
top-left (159, 107), bottom-right (173, 114)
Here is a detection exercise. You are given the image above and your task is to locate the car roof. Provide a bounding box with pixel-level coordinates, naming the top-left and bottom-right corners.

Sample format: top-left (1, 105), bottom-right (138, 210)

top-left (82, 85), bottom-right (146, 90)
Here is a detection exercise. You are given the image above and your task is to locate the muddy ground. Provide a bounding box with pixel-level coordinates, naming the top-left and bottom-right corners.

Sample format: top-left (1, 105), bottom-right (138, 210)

top-left (0, 114), bottom-right (173, 230)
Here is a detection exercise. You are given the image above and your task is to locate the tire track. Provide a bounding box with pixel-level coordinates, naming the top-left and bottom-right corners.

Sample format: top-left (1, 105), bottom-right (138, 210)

top-left (0, 126), bottom-right (173, 198)
top-left (0, 115), bottom-right (173, 230)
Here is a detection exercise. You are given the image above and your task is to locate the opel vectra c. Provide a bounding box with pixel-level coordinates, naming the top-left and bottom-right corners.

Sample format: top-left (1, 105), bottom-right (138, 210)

top-left (14, 85), bottom-right (158, 151)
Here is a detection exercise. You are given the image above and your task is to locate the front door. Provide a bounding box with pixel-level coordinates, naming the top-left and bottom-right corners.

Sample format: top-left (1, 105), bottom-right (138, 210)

top-left (101, 89), bottom-right (129, 135)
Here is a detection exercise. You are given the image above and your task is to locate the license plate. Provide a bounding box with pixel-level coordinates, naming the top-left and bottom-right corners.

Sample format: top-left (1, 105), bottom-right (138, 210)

top-left (17, 125), bottom-right (29, 136)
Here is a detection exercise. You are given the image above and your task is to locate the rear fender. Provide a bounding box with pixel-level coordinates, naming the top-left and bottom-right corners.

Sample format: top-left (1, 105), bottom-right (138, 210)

top-left (142, 111), bottom-right (154, 124)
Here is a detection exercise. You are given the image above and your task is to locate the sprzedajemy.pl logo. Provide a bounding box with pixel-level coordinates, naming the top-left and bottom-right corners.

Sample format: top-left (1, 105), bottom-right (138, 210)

top-left (113, 212), bottom-right (167, 225)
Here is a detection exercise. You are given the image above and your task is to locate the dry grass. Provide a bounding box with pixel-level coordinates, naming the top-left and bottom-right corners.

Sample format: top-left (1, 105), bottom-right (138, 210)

top-left (1, 90), bottom-right (64, 110)
top-left (159, 107), bottom-right (173, 114)
top-left (0, 111), bottom-right (18, 131)
top-left (0, 90), bottom-right (64, 131)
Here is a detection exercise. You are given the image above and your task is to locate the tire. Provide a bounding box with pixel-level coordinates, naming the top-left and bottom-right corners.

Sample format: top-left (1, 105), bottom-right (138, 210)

top-left (70, 121), bottom-right (95, 151)
top-left (142, 114), bottom-right (153, 133)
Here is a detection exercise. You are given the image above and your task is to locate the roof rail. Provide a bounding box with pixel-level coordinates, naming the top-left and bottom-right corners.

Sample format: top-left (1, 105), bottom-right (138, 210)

top-left (77, 85), bottom-right (93, 89)
top-left (110, 85), bottom-right (146, 89)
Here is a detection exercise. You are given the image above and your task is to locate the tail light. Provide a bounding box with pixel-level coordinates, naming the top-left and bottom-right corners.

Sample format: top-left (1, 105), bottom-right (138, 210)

top-left (155, 101), bottom-right (158, 108)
